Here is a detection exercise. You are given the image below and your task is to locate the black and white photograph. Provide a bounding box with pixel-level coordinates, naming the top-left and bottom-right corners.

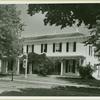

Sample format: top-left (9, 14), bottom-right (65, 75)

top-left (0, 2), bottom-right (100, 96)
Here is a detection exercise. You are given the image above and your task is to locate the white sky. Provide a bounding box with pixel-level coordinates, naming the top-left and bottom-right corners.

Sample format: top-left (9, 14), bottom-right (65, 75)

top-left (17, 4), bottom-right (91, 38)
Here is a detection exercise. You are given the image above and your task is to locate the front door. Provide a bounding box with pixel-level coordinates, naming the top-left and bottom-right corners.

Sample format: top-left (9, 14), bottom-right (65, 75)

top-left (65, 60), bottom-right (76, 73)
top-left (54, 62), bottom-right (61, 75)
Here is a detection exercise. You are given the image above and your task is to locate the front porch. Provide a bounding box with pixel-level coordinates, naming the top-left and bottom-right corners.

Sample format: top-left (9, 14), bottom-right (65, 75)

top-left (50, 56), bottom-right (85, 77)
top-left (13, 55), bottom-right (86, 78)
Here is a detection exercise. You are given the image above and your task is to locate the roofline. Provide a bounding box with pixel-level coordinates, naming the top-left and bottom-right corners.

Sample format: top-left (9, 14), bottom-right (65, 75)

top-left (21, 32), bottom-right (90, 41)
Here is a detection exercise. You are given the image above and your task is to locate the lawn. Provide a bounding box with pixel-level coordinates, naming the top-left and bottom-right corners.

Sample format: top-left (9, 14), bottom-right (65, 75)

top-left (0, 86), bottom-right (100, 96)
top-left (57, 77), bottom-right (100, 87)
top-left (1, 74), bottom-right (100, 96)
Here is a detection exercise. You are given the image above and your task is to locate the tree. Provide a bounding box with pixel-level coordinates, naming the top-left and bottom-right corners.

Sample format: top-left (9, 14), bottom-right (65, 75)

top-left (0, 4), bottom-right (23, 58)
top-left (27, 4), bottom-right (100, 56)
top-left (0, 5), bottom-right (23, 73)
top-left (27, 4), bottom-right (100, 29)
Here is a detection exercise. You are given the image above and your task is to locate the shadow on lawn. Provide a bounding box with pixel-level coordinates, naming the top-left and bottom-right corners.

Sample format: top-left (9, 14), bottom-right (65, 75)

top-left (0, 86), bottom-right (100, 96)
top-left (57, 77), bottom-right (100, 87)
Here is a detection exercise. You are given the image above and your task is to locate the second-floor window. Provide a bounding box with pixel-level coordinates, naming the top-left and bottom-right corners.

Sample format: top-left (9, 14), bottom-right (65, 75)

top-left (89, 45), bottom-right (92, 56)
top-left (66, 42), bottom-right (69, 52)
top-left (26, 44), bottom-right (34, 53)
top-left (41, 44), bottom-right (47, 53)
top-left (32, 44), bottom-right (34, 53)
top-left (53, 43), bottom-right (62, 52)
top-left (73, 42), bottom-right (76, 52)
top-left (27, 45), bottom-right (28, 53)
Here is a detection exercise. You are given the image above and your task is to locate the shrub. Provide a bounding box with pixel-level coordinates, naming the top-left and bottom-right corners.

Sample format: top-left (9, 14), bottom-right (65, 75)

top-left (78, 64), bottom-right (94, 79)
top-left (20, 52), bottom-right (54, 76)
top-left (36, 59), bottom-right (54, 76)
top-left (28, 53), bottom-right (54, 76)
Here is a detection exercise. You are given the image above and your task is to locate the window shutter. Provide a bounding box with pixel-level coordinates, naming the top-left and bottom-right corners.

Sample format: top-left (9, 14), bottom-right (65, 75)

top-left (59, 43), bottom-right (62, 52)
top-left (90, 46), bottom-right (92, 56)
top-left (89, 46), bottom-right (91, 56)
top-left (32, 44), bottom-right (34, 53)
top-left (53, 43), bottom-right (55, 52)
top-left (73, 42), bottom-right (76, 52)
top-left (22, 47), bottom-right (23, 53)
top-left (66, 42), bottom-right (69, 52)
top-left (45, 44), bottom-right (47, 52)
top-left (41, 44), bottom-right (43, 53)
top-left (27, 45), bottom-right (28, 53)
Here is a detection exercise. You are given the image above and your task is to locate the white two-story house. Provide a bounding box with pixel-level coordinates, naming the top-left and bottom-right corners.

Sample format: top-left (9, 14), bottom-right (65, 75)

top-left (20, 32), bottom-right (99, 78)
top-left (0, 32), bottom-right (99, 79)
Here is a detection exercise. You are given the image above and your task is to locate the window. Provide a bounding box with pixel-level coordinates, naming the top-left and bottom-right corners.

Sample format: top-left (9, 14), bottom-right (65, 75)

top-left (66, 60), bottom-right (69, 73)
top-left (73, 42), bottom-right (76, 52)
top-left (72, 60), bottom-right (76, 73)
top-left (89, 46), bottom-right (92, 56)
top-left (53, 43), bottom-right (55, 52)
top-left (27, 45), bottom-right (28, 53)
top-left (53, 43), bottom-right (62, 52)
top-left (41, 44), bottom-right (47, 53)
top-left (66, 42), bottom-right (69, 52)
top-left (22, 47), bottom-right (23, 53)
top-left (32, 44), bottom-right (34, 53)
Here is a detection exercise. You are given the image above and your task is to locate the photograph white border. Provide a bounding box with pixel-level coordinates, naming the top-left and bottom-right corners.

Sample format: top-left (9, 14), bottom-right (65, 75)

top-left (0, 0), bottom-right (100, 99)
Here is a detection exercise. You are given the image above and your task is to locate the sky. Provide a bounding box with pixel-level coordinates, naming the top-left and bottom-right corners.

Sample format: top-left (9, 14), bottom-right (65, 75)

top-left (17, 4), bottom-right (91, 38)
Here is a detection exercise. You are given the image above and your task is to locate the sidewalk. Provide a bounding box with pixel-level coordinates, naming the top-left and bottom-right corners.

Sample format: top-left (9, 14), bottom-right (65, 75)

top-left (0, 74), bottom-right (100, 89)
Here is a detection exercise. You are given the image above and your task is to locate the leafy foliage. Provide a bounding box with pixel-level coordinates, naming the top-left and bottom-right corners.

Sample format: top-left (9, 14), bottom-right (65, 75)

top-left (28, 4), bottom-right (100, 29)
top-left (78, 64), bottom-right (94, 79)
top-left (0, 5), bottom-right (23, 57)
top-left (27, 4), bottom-right (100, 57)
top-left (21, 52), bottom-right (54, 76)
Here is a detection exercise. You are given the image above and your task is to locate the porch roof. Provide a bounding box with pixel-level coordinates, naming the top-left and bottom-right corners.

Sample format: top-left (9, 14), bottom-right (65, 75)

top-left (48, 55), bottom-right (85, 61)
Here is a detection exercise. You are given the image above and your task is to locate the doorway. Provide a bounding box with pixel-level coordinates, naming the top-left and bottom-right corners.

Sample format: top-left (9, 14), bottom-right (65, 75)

top-left (54, 61), bottom-right (61, 75)
top-left (65, 60), bottom-right (76, 73)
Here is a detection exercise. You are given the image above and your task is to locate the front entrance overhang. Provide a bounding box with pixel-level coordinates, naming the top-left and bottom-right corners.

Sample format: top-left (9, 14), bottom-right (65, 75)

top-left (48, 55), bottom-right (85, 61)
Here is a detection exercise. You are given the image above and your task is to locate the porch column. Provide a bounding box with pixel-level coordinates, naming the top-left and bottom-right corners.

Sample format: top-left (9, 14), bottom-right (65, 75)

top-left (76, 59), bottom-right (79, 76)
top-left (79, 58), bottom-right (81, 66)
top-left (25, 57), bottom-right (28, 78)
top-left (17, 58), bottom-right (20, 75)
top-left (5, 61), bottom-right (8, 73)
top-left (60, 61), bottom-right (64, 76)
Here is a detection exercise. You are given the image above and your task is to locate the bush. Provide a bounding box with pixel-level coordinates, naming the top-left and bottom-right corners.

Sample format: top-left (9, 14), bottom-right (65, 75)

top-left (78, 64), bottom-right (94, 79)
top-left (36, 59), bottom-right (54, 76)
top-left (21, 52), bottom-right (54, 76)
top-left (28, 53), bottom-right (54, 76)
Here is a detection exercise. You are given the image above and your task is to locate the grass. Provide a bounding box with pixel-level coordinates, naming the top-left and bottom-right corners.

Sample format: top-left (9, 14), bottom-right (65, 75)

top-left (57, 77), bottom-right (100, 87)
top-left (1, 74), bottom-right (100, 96)
top-left (0, 86), bottom-right (100, 96)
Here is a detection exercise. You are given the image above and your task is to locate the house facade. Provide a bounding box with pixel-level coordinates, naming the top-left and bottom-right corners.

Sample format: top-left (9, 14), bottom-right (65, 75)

top-left (0, 32), bottom-right (99, 79)
top-left (20, 32), bottom-right (99, 78)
